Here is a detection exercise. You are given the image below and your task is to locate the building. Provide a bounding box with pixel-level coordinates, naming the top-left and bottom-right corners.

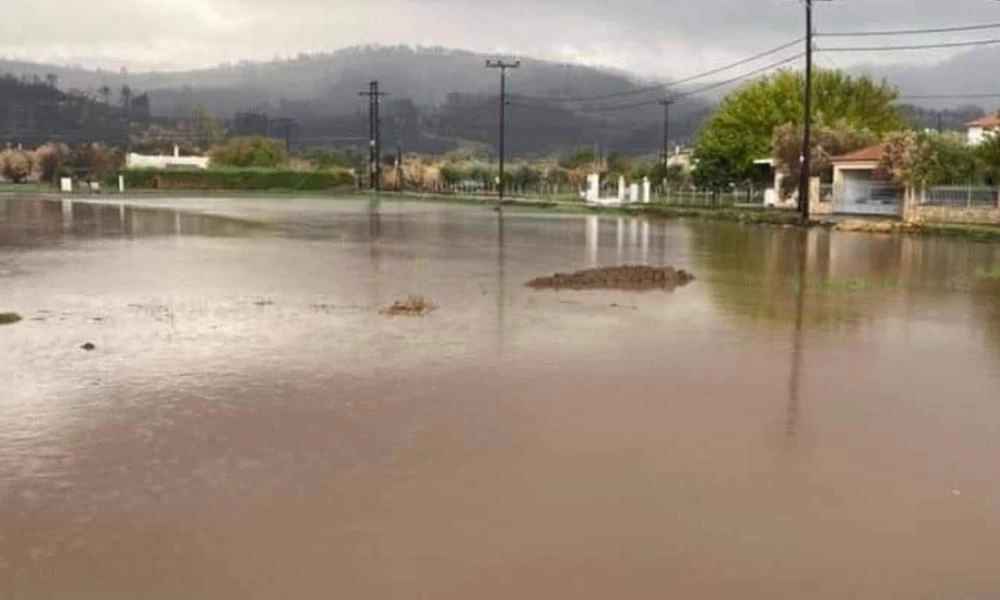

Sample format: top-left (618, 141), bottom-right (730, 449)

top-left (126, 145), bottom-right (210, 170)
top-left (966, 113), bottom-right (1000, 146)
top-left (830, 144), bottom-right (903, 217)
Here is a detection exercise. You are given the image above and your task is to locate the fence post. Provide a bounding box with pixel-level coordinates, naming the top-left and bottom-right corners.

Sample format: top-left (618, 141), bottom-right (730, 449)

top-left (968, 183), bottom-right (973, 209)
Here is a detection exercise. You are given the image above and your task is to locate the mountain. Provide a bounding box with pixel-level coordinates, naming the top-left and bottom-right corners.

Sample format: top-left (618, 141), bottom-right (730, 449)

top-left (6, 44), bottom-right (995, 157)
top-left (857, 46), bottom-right (1000, 111)
top-left (0, 74), bottom-right (144, 147)
top-left (0, 46), bottom-right (712, 157)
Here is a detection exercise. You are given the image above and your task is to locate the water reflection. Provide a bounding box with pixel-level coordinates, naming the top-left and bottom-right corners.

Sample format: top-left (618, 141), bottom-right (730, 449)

top-left (0, 197), bottom-right (257, 247)
top-left (786, 230), bottom-right (808, 442)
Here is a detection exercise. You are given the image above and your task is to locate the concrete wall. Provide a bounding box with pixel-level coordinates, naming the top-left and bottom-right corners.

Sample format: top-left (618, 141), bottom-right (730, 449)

top-left (126, 152), bottom-right (210, 170)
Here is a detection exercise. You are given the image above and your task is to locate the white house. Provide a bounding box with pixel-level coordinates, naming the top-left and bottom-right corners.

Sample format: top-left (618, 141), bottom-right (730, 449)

top-left (126, 145), bottom-right (210, 170)
top-left (966, 113), bottom-right (1000, 146)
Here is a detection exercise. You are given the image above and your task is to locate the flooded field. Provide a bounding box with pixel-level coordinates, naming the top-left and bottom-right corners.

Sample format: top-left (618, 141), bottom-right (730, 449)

top-left (3, 195), bottom-right (1000, 599)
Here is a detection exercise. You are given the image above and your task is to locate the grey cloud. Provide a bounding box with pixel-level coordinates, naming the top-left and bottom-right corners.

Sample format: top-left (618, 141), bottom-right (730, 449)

top-left (1, 0), bottom-right (997, 73)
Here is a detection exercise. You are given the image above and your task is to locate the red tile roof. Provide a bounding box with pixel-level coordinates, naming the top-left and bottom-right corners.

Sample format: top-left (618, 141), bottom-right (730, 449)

top-left (967, 113), bottom-right (1000, 128)
top-left (832, 144), bottom-right (886, 164)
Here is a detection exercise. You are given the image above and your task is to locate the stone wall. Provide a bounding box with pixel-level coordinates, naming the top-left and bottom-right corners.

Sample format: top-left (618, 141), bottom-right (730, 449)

top-left (903, 187), bottom-right (1000, 226)
top-left (915, 205), bottom-right (1000, 225)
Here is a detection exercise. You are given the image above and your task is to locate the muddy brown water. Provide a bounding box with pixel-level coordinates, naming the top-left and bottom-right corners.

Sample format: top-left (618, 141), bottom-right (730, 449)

top-left (3, 195), bottom-right (1000, 599)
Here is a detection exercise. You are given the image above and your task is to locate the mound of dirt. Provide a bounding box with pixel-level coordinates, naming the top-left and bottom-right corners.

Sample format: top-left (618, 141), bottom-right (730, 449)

top-left (381, 296), bottom-right (437, 317)
top-left (527, 265), bottom-right (695, 291)
top-left (0, 312), bottom-right (22, 326)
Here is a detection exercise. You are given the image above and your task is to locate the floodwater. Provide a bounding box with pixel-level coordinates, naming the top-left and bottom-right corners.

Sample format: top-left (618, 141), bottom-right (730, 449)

top-left (3, 195), bottom-right (1000, 599)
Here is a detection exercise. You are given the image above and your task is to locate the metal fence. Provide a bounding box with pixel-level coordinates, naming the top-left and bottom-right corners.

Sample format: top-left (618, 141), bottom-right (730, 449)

top-left (924, 185), bottom-right (1000, 208)
top-left (656, 187), bottom-right (764, 208)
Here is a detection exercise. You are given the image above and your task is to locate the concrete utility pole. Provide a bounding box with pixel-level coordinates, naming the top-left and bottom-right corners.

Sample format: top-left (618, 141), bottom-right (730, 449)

top-left (486, 59), bottom-right (520, 204)
top-left (358, 81), bottom-right (388, 192)
top-left (798, 0), bottom-right (815, 225)
top-left (659, 98), bottom-right (674, 190)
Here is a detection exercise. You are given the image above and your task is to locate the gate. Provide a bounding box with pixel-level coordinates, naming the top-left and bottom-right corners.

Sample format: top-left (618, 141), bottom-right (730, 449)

top-left (834, 181), bottom-right (903, 217)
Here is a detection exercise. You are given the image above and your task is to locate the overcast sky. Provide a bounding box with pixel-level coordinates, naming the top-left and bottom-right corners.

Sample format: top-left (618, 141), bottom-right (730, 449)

top-left (1, 0), bottom-right (997, 75)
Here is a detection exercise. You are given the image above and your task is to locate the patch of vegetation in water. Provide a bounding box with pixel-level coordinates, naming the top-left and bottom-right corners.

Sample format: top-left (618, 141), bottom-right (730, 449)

top-left (0, 312), bottom-right (23, 325)
top-left (381, 296), bottom-right (436, 317)
top-left (528, 265), bottom-right (695, 291)
top-left (791, 277), bottom-right (903, 293)
top-left (976, 266), bottom-right (1000, 281)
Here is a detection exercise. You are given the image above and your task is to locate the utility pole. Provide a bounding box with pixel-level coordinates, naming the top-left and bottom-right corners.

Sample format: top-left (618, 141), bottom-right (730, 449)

top-left (358, 81), bottom-right (387, 192)
top-left (659, 98), bottom-right (674, 192)
top-left (798, 0), bottom-right (814, 225)
top-left (486, 59), bottom-right (520, 204)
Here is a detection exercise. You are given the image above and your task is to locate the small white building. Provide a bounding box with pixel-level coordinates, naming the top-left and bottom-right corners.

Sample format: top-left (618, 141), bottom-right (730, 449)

top-left (966, 113), bottom-right (1000, 146)
top-left (126, 145), bottom-right (210, 170)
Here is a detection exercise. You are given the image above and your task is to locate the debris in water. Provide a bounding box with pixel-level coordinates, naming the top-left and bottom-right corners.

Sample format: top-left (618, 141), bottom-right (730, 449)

top-left (81, 343), bottom-right (96, 351)
top-left (527, 266), bottom-right (695, 291)
top-left (0, 312), bottom-right (22, 326)
top-left (380, 296), bottom-right (437, 317)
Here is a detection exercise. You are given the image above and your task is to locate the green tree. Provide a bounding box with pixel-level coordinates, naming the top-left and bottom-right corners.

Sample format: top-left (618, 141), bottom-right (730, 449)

top-left (975, 134), bottom-right (1000, 185)
top-left (878, 131), bottom-right (977, 188)
top-left (695, 68), bottom-right (904, 186)
top-left (194, 105), bottom-right (222, 150)
top-left (209, 137), bottom-right (287, 168)
top-left (605, 152), bottom-right (633, 176)
top-left (558, 147), bottom-right (597, 170)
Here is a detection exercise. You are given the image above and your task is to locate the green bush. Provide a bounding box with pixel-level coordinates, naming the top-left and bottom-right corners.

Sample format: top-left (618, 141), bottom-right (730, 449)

top-left (209, 137), bottom-right (287, 168)
top-left (123, 167), bottom-right (355, 191)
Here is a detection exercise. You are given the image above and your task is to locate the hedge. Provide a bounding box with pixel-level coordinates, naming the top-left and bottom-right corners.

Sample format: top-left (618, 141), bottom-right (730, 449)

top-left (122, 167), bottom-right (355, 191)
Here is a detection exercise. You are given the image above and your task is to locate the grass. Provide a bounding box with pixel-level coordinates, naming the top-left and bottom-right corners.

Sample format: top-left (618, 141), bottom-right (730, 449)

top-left (975, 266), bottom-right (1000, 280)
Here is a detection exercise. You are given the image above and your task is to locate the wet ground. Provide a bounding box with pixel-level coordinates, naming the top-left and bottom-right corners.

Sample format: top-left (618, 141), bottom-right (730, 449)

top-left (3, 195), bottom-right (1000, 599)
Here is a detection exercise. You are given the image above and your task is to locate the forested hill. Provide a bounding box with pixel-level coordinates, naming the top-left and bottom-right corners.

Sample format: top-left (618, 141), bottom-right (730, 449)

top-left (0, 74), bottom-right (149, 147)
top-left (0, 46), bottom-right (713, 156)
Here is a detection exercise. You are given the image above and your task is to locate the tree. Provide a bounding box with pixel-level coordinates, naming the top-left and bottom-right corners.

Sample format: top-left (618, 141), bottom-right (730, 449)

top-left (878, 131), bottom-right (977, 188)
top-left (975, 134), bottom-right (1000, 185)
top-left (695, 68), bottom-right (904, 186)
top-left (558, 146), bottom-right (597, 170)
top-left (34, 142), bottom-right (71, 183)
top-left (98, 85), bottom-right (111, 105)
top-left (45, 73), bottom-right (58, 89)
top-left (0, 149), bottom-right (34, 183)
top-left (120, 85), bottom-right (133, 111)
top-left (772, 121), bottom-right (877, 193)
top-left (605, 152), bottom-right (633, 176)
top-left (209, 137), bottom-right (288, 168)
top-left (72, 144), bottom-right (119, 181)
top-left (131, 93), bottom-right (152, 124)
top-left (194, 105), bottom-right (222, 149)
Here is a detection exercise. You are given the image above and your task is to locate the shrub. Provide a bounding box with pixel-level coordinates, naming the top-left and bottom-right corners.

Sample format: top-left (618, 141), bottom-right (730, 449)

top-left (122, 167), bottom-right (354, 191)
top-left (1, 149), bottom-right (34, 183)
top-left (210, 137), bottom-right (287, 168)
top-left (72, 144), bottom-right (119, 181)
top-left (34, 142), bottom-right (70, 183)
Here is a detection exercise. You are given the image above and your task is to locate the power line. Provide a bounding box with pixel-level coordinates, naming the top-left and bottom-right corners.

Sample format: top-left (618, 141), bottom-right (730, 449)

top-left (898, 92), bottom-right (1000, 100)
top-left (511, 52), bottom-right (804, 114)
top-left (673, 53), bottom-right (805, 100)
top-left (519, 37), bottom-right (804, 104)
top-left (819, 21), bottom-right (1000, 37)
top-left (819, 37), bottom-right (1000, 52)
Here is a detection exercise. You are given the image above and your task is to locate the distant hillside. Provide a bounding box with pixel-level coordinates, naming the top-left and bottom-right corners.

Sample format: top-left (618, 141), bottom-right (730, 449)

top-left (0, 74), bottom-right (141, 147)
top-left (3, 44), bottom-right (999, 156)
top-left (0, 46), bottom-right (712, 156)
